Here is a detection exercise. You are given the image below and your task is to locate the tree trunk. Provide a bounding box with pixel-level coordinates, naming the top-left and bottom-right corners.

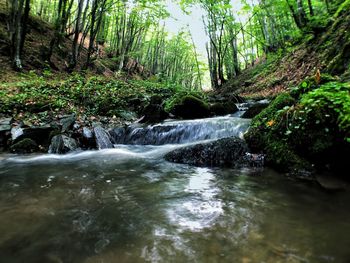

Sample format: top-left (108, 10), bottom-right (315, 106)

top-left (307, 0), bottom-right (314, 16)
top-left (68, 0), bottom-right (84, 71)
top-left (11, 0), bottom-right (25, 71)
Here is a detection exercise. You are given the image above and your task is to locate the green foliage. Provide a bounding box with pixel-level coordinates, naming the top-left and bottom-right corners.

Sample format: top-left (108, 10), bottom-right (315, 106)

top-left (245, 78), bottom-right (350, 173)
top-left (290, 74), bottom-right (337, 98)
top-left (0, 73), bottom-right (188, 117)
top-left (334, 0), bottom-right (350, 17)
top-left (299, 82), bottom-right (350, 135)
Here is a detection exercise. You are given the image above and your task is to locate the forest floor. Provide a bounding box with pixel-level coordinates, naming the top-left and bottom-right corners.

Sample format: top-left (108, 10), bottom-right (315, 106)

top-left (220, 7), bottom-right (350, 99)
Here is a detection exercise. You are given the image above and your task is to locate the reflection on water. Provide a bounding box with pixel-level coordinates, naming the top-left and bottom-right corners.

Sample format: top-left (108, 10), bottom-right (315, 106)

top-left (0, 151), bottom-right (350, 263)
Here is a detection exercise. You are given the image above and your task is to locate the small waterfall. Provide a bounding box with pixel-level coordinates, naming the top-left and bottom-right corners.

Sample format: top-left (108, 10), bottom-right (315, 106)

top-left (110, 116), bottom-right (250, 145)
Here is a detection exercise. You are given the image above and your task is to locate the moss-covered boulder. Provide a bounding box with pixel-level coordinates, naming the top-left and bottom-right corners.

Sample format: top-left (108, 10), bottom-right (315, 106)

top-left (241, 103), bottom-right (269, 119)
top-left (140, 95), bottom-right (168, 123)
top-left (168, 95), bottom-right (210, 119)
top-left (210, 101), bottom-right (238, 116)
top-left (10, 138), bottom-right (39, 153)
top-left (245, 81), bottom-right (350, 178)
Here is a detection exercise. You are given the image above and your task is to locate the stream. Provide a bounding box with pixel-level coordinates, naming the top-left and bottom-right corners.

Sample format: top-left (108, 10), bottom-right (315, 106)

top-left (0, 115), bottom-right (350, 263)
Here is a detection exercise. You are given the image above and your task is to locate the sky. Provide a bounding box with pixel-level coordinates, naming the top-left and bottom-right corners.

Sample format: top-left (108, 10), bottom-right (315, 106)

top-left (163, 0), bottom-right (246, 57)
top-left (162, 0), bottom-right (247, 89)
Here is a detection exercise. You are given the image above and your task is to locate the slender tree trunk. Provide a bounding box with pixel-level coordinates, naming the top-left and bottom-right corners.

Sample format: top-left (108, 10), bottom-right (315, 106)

top-left (11, 0), bottom-right (25, 71)
top-left (307, 0), bottom-right (314, 16)
top-left (68, 0), bottom-right (83, 71)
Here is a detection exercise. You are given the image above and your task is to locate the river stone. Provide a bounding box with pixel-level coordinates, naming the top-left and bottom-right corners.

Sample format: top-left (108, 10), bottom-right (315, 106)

top-left (0, 117), bottom-right (12, 132)
top-left (93, 126), bottom-right (114, 149)
top-left (49, 135), bottom-right (78, 154)
top-left (241, 103), bottom-right (269, 119)
top-left (210, 101), bottom-right (238, 116)
top-left (83, 127), bottom-right (93, 139)
top-left (60, 114), bottom-right (76, 132)
top-left (0, 118), bottom-right (12, 149)
top-left (12, 125), bottom-right (53, 147)
top-left (11, 126), bottom-right (24, 141)
top-left (140, 103), bottom-right (168, 124)
top-left (10, 138), bottom-right (39, 153)
top-left (81, 127), bottom-right (96, 149)
top-left (164, 137), bottom-right (251, 167)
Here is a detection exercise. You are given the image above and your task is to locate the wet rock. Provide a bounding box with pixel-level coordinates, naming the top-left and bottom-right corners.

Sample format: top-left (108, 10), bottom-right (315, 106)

top-left (93, 126), bottom-right (114, 149)
top-left (12, 125), bottom-right (53, 147)
top-left (165, 137), bottom-right (256, 168)
top-left (0, 118), bottom-right (12, 149)
top-left (109, 127), bottom-right (126, 144)
top-left (0, 117), bottom-right (12, 127)
top-left (242, 152), bottom-right (265, 167)
top-left (49, 135), bottom-right (78, 154)
top-left (241, 103), bottom-right (269, 119)
top-left (210, 101), bottom-right (238, 116)
top-left (10, 138), bottom-right (39, 154)
top-left (316, 174), bottom-right (348, 191)
top-left (83, 127), bottom-right (93, 139)
top-left (118, 111), bottom-right (138, 122)
top-left (11, 126), bottom-right (24, 141)
top-left (140, 103), bottom-right (168, 123)
top-left (171, 95), bottom-right (210, 119)
top-left (81, 127), bottom-right (96, 149)
top-left (60, 114), bottom-right (76, 132)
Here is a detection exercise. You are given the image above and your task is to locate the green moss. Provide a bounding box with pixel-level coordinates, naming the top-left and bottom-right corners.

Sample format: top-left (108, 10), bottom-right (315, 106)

top-left (246, 79), bottom-right (350, 174)
top-left (10, 138), bottom-right (38, 153)
top-left (249, 93), bottom-right (295, 130)
top-left (210, 101), bottom-right (238, 116)
top-left (167, 95), bottom-right (210, 119)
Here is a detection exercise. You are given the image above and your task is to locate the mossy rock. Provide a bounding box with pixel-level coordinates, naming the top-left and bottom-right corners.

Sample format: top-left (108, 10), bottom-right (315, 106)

top-left (170, 95), bottom-right (210, 119)
top-left (241, 103), bottom-right (269, 119)
top-left (210, 101), bottom-right (238, 116)
top-left (246, 81), bottom-right (350, 176)
top-left (10, 138), bottom-right (38, 154)
top-left (290, 74), bottom-right (338, 99)
top-left (245, 93), bottom-right (307, 172)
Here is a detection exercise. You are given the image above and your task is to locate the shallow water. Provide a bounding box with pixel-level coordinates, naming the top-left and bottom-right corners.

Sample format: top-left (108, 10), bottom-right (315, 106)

top-left (1, 115), bottom-right (350, 263)
top-left (1, 149), bottom-right (350, 263)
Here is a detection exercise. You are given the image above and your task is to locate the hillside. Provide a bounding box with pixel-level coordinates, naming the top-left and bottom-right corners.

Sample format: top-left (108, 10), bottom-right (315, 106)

top-left (221, 3), bottom-right (350, 98)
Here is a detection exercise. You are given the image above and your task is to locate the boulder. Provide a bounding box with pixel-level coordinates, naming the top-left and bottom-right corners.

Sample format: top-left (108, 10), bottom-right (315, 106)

top-left (210, 101), bottom-right (238, 116)
top-left (165, 137), bottom-right (260, 168)
top-left (10, 138), bottom-right (39, 154)
top-left (93, 126), bottom-right (114, 149)
top-left (171, 95), bottom-right (210, 120)
top-left (60, 114), bottom-right (76, 132)
top-left (49, 135), bottom-right (78, 154)
top-left (81, 127), bottom-right (96, 149)
top-left (0, 118), bottom-right (12, 149)
top-left (12, 125), bottom-right (54, 147)
top-left (140, 96), bottom-right (169, 123)
top-left (241, 103), bottom-right (269, 119)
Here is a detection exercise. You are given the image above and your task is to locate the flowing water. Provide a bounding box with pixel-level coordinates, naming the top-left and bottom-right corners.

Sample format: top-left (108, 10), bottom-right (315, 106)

top-left (0, 115), bottom-right (350, 263)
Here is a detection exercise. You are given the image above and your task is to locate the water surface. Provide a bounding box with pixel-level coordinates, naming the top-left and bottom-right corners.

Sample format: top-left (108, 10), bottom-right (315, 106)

top-left (1, 115), bottom-right (349, 263)
top-left (0, 150), bottom-right (349, 263)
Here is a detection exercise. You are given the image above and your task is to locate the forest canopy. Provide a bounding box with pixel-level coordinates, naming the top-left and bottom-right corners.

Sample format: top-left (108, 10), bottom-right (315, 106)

top-left (4, 0), bottom-right (347, 89)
